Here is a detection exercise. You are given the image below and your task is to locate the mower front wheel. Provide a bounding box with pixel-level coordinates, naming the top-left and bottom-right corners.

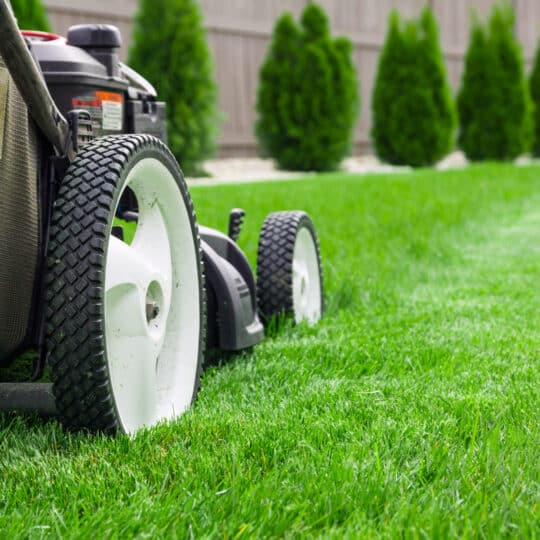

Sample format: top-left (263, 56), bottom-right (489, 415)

top-left (257, 211), bottom-right (323, 325)
top-left (45, 135), bottom-right (205, 434)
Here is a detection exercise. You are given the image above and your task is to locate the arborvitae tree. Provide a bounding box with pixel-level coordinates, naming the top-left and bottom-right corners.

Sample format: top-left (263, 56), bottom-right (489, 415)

top-left (128, 0), bottom-right (218, 176)
top-left (372, 8), bottom-right (455, 167)
top-left (256, 3), bottom-right (359, 171)
top-left (420, 8), bottom-right (456, 158)
top-left (458, 5), bottom-right (533, 161)
top-left (530, 42), bottom-right (540, 155)
top-left (10, 0), bottom-right (51, 32)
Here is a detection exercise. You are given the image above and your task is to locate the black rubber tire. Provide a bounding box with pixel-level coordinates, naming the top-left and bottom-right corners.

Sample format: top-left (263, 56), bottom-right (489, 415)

top-left (256, 211), bottom-right (323, 324)
top-left (45, 134), bottom-right (205, 434)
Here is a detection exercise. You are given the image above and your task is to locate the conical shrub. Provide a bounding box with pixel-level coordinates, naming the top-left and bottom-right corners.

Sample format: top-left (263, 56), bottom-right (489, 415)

top-left (529, 41), bottom-right (540, 155)
top-left (256, 3), bottom-right (359, 171)
top-left (10, 0), bottom-right (51, 32)
top-left (128, 0), bottom-right (219, 176)
top-left (458, 4), bottom-right (533, 161)
top-left (372, 8), bottom-right (455, 167)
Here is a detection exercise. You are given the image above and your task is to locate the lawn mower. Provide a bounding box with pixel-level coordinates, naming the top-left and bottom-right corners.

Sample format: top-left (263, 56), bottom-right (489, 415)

top-left (0, 1), bottom-right (324, 434)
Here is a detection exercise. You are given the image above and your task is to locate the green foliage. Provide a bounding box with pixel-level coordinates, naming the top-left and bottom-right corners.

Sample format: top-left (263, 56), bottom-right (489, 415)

top-left (372, 8), bottom-right (455, 167)
top-left (458, 4), bottom-right (533, 161)
top-left (529, 41), bottom-right (540, 155)
top-left (128, 0), bottom-right (218, 176)
top-left (10, 0), bottom-right (51, 32)
top-left (256, 3), bottom-right (359, 172)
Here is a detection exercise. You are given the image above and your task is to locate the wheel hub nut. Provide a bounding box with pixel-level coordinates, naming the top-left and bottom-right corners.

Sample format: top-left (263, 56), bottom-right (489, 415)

top-left (146, 299), bottom-right (160, 321)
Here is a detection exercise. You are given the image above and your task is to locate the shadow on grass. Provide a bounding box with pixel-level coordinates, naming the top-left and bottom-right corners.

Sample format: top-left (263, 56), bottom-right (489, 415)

top-left (0, 411), bottom-right (88, 459)
top-left (0, 309), bottom-right (328, 442)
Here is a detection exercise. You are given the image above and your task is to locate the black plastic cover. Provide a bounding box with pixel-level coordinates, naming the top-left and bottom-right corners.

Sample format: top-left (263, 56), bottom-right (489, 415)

top-left (31, 39), bottom-right (108, 78)
top-left (126, 100), bottom-right (167, 142)
top-left (200, 226), bottom-right (264, 351)
top-left (67, 25), bottom-right (121, 49)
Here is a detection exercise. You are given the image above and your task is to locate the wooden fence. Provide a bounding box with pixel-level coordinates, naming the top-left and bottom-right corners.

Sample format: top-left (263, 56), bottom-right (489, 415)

top-left (44, 0), bottom-right (540, 157)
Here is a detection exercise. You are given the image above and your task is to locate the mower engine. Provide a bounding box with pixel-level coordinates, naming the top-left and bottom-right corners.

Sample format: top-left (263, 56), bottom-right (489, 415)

top-left (31, 25), bottom-right (167, 141)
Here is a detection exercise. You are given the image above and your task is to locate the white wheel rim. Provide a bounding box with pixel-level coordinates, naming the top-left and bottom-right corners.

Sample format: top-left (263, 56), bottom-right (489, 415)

top-left (104, 157), bottom-right (200, 434)
top-left (292, 226), bottom-right (322, 325)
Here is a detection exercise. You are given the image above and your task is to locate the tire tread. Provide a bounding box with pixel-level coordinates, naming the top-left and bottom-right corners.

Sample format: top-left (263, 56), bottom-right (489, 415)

top-left (256, 211), bottom-right (323, 323)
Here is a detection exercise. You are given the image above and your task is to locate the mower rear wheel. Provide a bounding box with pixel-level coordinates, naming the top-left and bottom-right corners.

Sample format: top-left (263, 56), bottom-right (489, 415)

top-left (257, 211), bottom-right (323, 325)
top-left (45, 135), bottom-right (205, 434)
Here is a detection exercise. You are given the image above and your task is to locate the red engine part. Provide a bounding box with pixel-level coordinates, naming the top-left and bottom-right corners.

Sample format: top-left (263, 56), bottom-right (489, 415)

top-left (21, 30), bottom-right (62, 41)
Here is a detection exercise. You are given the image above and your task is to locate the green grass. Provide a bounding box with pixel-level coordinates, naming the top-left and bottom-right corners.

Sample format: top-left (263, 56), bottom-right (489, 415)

top-left (1, 164), bottom-right (539, 538)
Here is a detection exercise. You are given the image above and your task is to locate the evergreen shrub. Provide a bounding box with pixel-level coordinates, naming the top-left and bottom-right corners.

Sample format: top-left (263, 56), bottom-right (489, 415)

top-left (10, 0), bottom-right (51, 32)
top-left (529, 41), bottom-right (540, 155)
top-left (372, 8), bottom-right (455, 167)
top-left (128, 0), bottom-right (219, 176)
top-left (256, 3), bottom-right (359, 171)
top-left (458, 4), bottom-right (533, 161)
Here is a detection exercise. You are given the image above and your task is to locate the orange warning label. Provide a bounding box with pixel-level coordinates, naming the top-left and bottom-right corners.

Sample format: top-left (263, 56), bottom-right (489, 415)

top-left (72, 91), bottom-right (123, 133)
top-left (96, 91), bottom-right (123, 103)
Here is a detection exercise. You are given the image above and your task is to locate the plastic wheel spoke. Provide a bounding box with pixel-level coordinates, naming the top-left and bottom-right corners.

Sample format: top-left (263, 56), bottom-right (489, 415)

top-left (132, 203), bottom-right (173, 318)
top-left (293, 260), bottom-right (308, 309)
top-left (106, 236), bottom-right (162, 293)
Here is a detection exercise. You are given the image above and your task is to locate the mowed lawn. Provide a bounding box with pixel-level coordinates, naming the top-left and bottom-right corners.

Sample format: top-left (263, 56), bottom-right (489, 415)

top-left (1, 164), bottom-right (539, 538)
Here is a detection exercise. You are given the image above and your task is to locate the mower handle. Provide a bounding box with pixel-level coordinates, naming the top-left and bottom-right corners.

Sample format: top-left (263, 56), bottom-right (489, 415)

top-left (0, 0), bottom-right (69, 156)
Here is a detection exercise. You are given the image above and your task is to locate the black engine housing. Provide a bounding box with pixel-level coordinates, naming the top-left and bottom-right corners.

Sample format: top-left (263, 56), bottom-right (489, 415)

top-left (30, 25), bottom-right (167, 142)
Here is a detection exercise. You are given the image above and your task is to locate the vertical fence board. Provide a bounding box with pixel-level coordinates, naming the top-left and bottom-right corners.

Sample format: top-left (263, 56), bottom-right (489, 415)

top-left (515, 0), bottom-right (540, 60)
